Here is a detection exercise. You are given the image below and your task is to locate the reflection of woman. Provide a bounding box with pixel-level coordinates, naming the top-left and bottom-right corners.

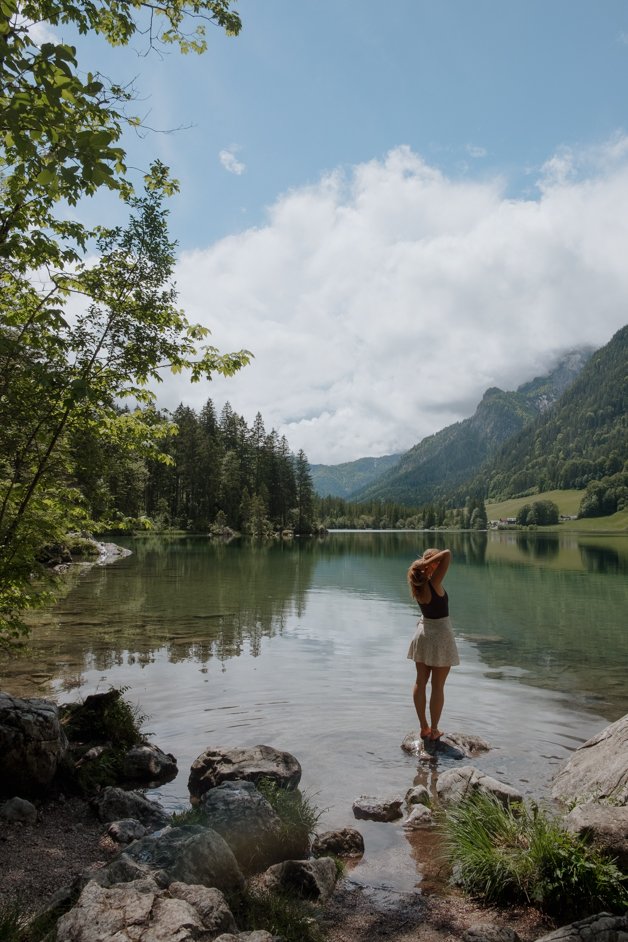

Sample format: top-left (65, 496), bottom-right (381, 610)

top-left (406, 548), bottom-right (459, 742)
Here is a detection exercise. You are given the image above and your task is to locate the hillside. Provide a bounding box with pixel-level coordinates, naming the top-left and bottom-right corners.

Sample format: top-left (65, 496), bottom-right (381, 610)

top-left (310, 453), bottom-right (402, 498)
top-left (478, 324), bottom-right (628, 500)
top-left (347, 349), bottom-right (591, 506)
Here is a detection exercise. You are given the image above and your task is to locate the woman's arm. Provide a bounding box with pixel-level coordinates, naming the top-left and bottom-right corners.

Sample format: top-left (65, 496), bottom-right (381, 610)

top-left (425, 549), bottom-right (451, 590)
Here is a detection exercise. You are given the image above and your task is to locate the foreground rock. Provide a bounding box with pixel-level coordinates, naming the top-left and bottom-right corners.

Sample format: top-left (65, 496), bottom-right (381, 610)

top-left (98, 825), bottom-right (245, 893)
top-left (91, 786), bottom-right (170, 830)
top-left (260, 857), bottom-right (339, 901)
top-left (0, 796), bottom-right (38, 824)
top-left (563, 804), bottom-right (628, 871)
top-left (197, 780), bottom-right (288, 873)
top-left (189, 745), bottom-right (301, 801)
top-left (436, 766), bottom-right (523, 807)
top-left (551, 714), bottom-right (628, 806)
top-left (533, 912), bottom-right (628, 942)
top-left (55, 877), bottom-right (238, 942)
top-left (0, 692), bottom-right (68, 797)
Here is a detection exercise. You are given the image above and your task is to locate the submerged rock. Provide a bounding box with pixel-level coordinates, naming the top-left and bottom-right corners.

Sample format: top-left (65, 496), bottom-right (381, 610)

top-left (122, 743), bottom-right (178, 787)
top-left (312, 827), bottom-right (365, 858)
top-left (352, 795), bottom-right (404, 822)
top-left (401, 730), bottom-right (490, 760)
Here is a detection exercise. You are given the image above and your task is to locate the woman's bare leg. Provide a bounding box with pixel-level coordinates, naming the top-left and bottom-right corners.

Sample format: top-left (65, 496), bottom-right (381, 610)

top-left (413, 663), bottom-right (432, 735)
top-left (429, 665), bottom-right (451, 735)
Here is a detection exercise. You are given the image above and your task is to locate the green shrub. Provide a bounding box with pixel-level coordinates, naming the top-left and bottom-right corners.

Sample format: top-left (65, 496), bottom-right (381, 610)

top-left (0, 901), bottom-right (25, 942)
top-left (227, 886), bottom-right (324, 942)
top-left (61, 687), bottom-right (147, 748)
top-left (442, 792), bottom-right (628, 920)
top-left (256, 777), bottom-right (323, 852)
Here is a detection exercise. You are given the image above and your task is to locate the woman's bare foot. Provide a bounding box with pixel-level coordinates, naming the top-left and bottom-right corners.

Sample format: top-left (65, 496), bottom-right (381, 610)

top-left (429, 728), bottom-right (443, 741)
top-left (420, 727), bottom-right (431, 739)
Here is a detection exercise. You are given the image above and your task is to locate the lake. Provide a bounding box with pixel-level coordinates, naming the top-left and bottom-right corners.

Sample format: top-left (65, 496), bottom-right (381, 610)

top-left (2, 530), bottom-right (627, 893)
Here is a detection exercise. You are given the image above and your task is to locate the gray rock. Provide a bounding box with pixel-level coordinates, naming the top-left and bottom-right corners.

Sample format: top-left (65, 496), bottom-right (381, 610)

top-left (0, 692), bottom-right (68, 797)
top-left (122, 743), bottom-right (178, 786)
top-left (352, 795), bottom-right (404, 822)
top-left (198, 780), bottom-right (287, 873)
top-left (169, 882), bottom-right (237, 936)
top-left (436, 766), bottom-right (523, 807)
top-left (463, 926), bottom-right (521, 942)
top-left (261, 856), bottom-right (338, 901)
top-left (401, 730), bottom-right (490, 760)
top-left (533, 912), bottom-right (628, 942)
top-left (405, 785), bottom-right (430, 807)
top-left (189, 745), bottom-right (301, 801)
top-left (109, 824), bottom-right (245, 893)
top-left (0, 796), bottom-right (38, 824)
top-left (403, 805), bottom-right (433, 829)
top-left (55, 878), bottom-right (215, 942)
top-left (214, 934), bottom-right (277, 942)
top-left (91, 786), bottom-right (169, 829)
top-left (563, 804), bottom-right (628, 871)
top-left (311, 827), bottom-right (364, 858)
top-left (107, 818), bottom-right (148, 844)
top-left (552, 714), bottom-right (628, 806)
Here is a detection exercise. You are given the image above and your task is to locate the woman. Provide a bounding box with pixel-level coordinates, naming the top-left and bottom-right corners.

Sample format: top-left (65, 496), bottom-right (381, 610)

top-left (406, 547), bottom-right (459, 743)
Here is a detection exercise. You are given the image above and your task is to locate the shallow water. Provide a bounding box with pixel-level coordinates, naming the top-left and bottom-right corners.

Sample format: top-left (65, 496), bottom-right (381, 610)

top-left (2, 530), bottom-right (626, 892)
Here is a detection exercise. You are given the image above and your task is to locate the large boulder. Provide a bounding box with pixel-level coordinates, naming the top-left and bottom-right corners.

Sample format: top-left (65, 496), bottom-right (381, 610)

top-left (189, 745), bottom-right (301, 802)
top-left (91, 786), bottom-right (170, 830)
top-left (436, 766), bottom-right (523, 807)
top-left (551, 714), bottom-right (628, 806)
top-left (197, 780), bottom-right (287, 873)
top-left (532, 912), bottom-right (628, 942)
top-left (563, 804), bottom-right (628, 872)
top-left (0, 692), bottom-right (68, 797)
top-left (55, 877), bottom-right (237, 942)
top-left (101, 825), bottom-right (245, 894)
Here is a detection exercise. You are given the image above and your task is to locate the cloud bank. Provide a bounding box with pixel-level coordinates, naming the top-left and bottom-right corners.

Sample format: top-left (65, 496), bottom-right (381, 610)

top-left (218, 146), bottom-right (246, 176)
top-left (171, 141), bottom-right (628, 464)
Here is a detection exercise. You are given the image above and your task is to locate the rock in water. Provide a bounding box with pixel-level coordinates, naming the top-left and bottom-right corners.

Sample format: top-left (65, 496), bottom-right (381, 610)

top-left (188, 744), bottom-right (301, 800)
top-left (551, 713), bottom-right (628, 806)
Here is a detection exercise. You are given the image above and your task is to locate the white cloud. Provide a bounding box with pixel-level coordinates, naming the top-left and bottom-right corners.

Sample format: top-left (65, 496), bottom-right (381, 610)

top-left (466, 144), bottom-right (487, 159)
top-left (167, 141), bottom-right (628, 464)
top-left (219, 146), bottom-right (246, 175)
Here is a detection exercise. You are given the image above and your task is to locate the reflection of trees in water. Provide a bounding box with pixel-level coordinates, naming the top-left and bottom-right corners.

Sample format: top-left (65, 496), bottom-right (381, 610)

top-left (516, 533), bottom-right (560, 560)
top-left (14, 538), bottom-right (318, 686)
top-left (579, 542), bottom-right (627, 575)
top-left (315, 530), bottom-right (488, 565)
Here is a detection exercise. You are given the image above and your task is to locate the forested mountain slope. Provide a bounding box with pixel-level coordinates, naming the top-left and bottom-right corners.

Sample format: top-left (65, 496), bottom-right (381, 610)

top-left (348, 350), bottom-right (591, 506)
top-left (476, 324), bottom-right (628, 500)
top-left (310, 453), bottom-right (402, 498)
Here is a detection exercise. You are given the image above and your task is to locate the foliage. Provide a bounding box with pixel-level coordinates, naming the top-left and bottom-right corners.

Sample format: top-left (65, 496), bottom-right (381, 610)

top-left (256, 776), bottom-right (323, 850)
top-left (578, 471), bottom-right (628, 518)
top-left (61, 687), bottom-right (146, 747)
top-left (0, 0), bottom-right (247, 643)
top-left (515, 500), bottom-right (559, 527)
top-left (0, 900), bottom-right (25, 942)
top-left (227, 886), bottom-right (324, 942)
top-left (442, 792), bottom-right (628, 920)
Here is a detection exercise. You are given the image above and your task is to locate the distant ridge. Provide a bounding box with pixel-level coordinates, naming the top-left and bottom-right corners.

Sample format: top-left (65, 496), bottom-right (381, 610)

top-left (315, 348), bottom-right (593, 506)
top-left (310, 453), bottom-right (402, 498)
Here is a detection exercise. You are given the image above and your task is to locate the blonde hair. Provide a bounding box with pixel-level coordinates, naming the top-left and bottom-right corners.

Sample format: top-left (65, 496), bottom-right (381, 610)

top-left (406, 548), bottom-right (439, 602)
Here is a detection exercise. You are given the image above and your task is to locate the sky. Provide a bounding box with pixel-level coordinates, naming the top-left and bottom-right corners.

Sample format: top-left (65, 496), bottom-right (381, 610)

top-left (63, 1), bottom-right (628, 463)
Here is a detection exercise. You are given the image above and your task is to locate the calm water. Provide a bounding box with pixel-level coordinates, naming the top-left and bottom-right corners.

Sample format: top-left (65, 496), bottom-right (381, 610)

top-left (2, 530), bottom-right (627, 893)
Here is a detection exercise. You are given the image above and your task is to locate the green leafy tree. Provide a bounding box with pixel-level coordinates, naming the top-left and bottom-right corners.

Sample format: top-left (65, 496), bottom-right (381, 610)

top-left (0, 0), bottom-right (248, 644)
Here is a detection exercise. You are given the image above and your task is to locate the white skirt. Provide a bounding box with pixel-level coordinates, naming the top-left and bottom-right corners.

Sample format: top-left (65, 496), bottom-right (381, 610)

top-left (407, 615), bottom-right (460, 667)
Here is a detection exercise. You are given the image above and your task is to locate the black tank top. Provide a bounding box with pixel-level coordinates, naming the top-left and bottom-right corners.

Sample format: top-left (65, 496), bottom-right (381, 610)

top-left (418, 581), bottom-right (449, 619)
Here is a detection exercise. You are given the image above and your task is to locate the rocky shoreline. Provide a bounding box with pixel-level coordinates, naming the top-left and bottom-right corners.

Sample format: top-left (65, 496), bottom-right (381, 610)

top-left (1, 690), bottom-right (627, 941)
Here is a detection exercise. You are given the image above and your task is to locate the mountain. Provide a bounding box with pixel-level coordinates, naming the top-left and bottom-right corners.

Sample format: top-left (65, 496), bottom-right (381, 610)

top-left (310, 453), bottom-right (402, 498)
top-left (347, 347), bottom-right (593, 507)
top-left (476, 325), bottom-right (628, 500)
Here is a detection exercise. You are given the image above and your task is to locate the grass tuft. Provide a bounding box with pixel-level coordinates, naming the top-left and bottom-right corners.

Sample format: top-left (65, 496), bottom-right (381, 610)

top-left (442, 792), bottom-right (628, 920)
top-left (256, 777), bottom-right (323, 853)
top-left (227, 886), bottom-right (324, 942)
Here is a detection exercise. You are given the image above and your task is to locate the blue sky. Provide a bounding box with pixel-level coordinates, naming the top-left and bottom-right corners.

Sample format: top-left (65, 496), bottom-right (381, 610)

top-left (63, 1), bottom-right (628, 462)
